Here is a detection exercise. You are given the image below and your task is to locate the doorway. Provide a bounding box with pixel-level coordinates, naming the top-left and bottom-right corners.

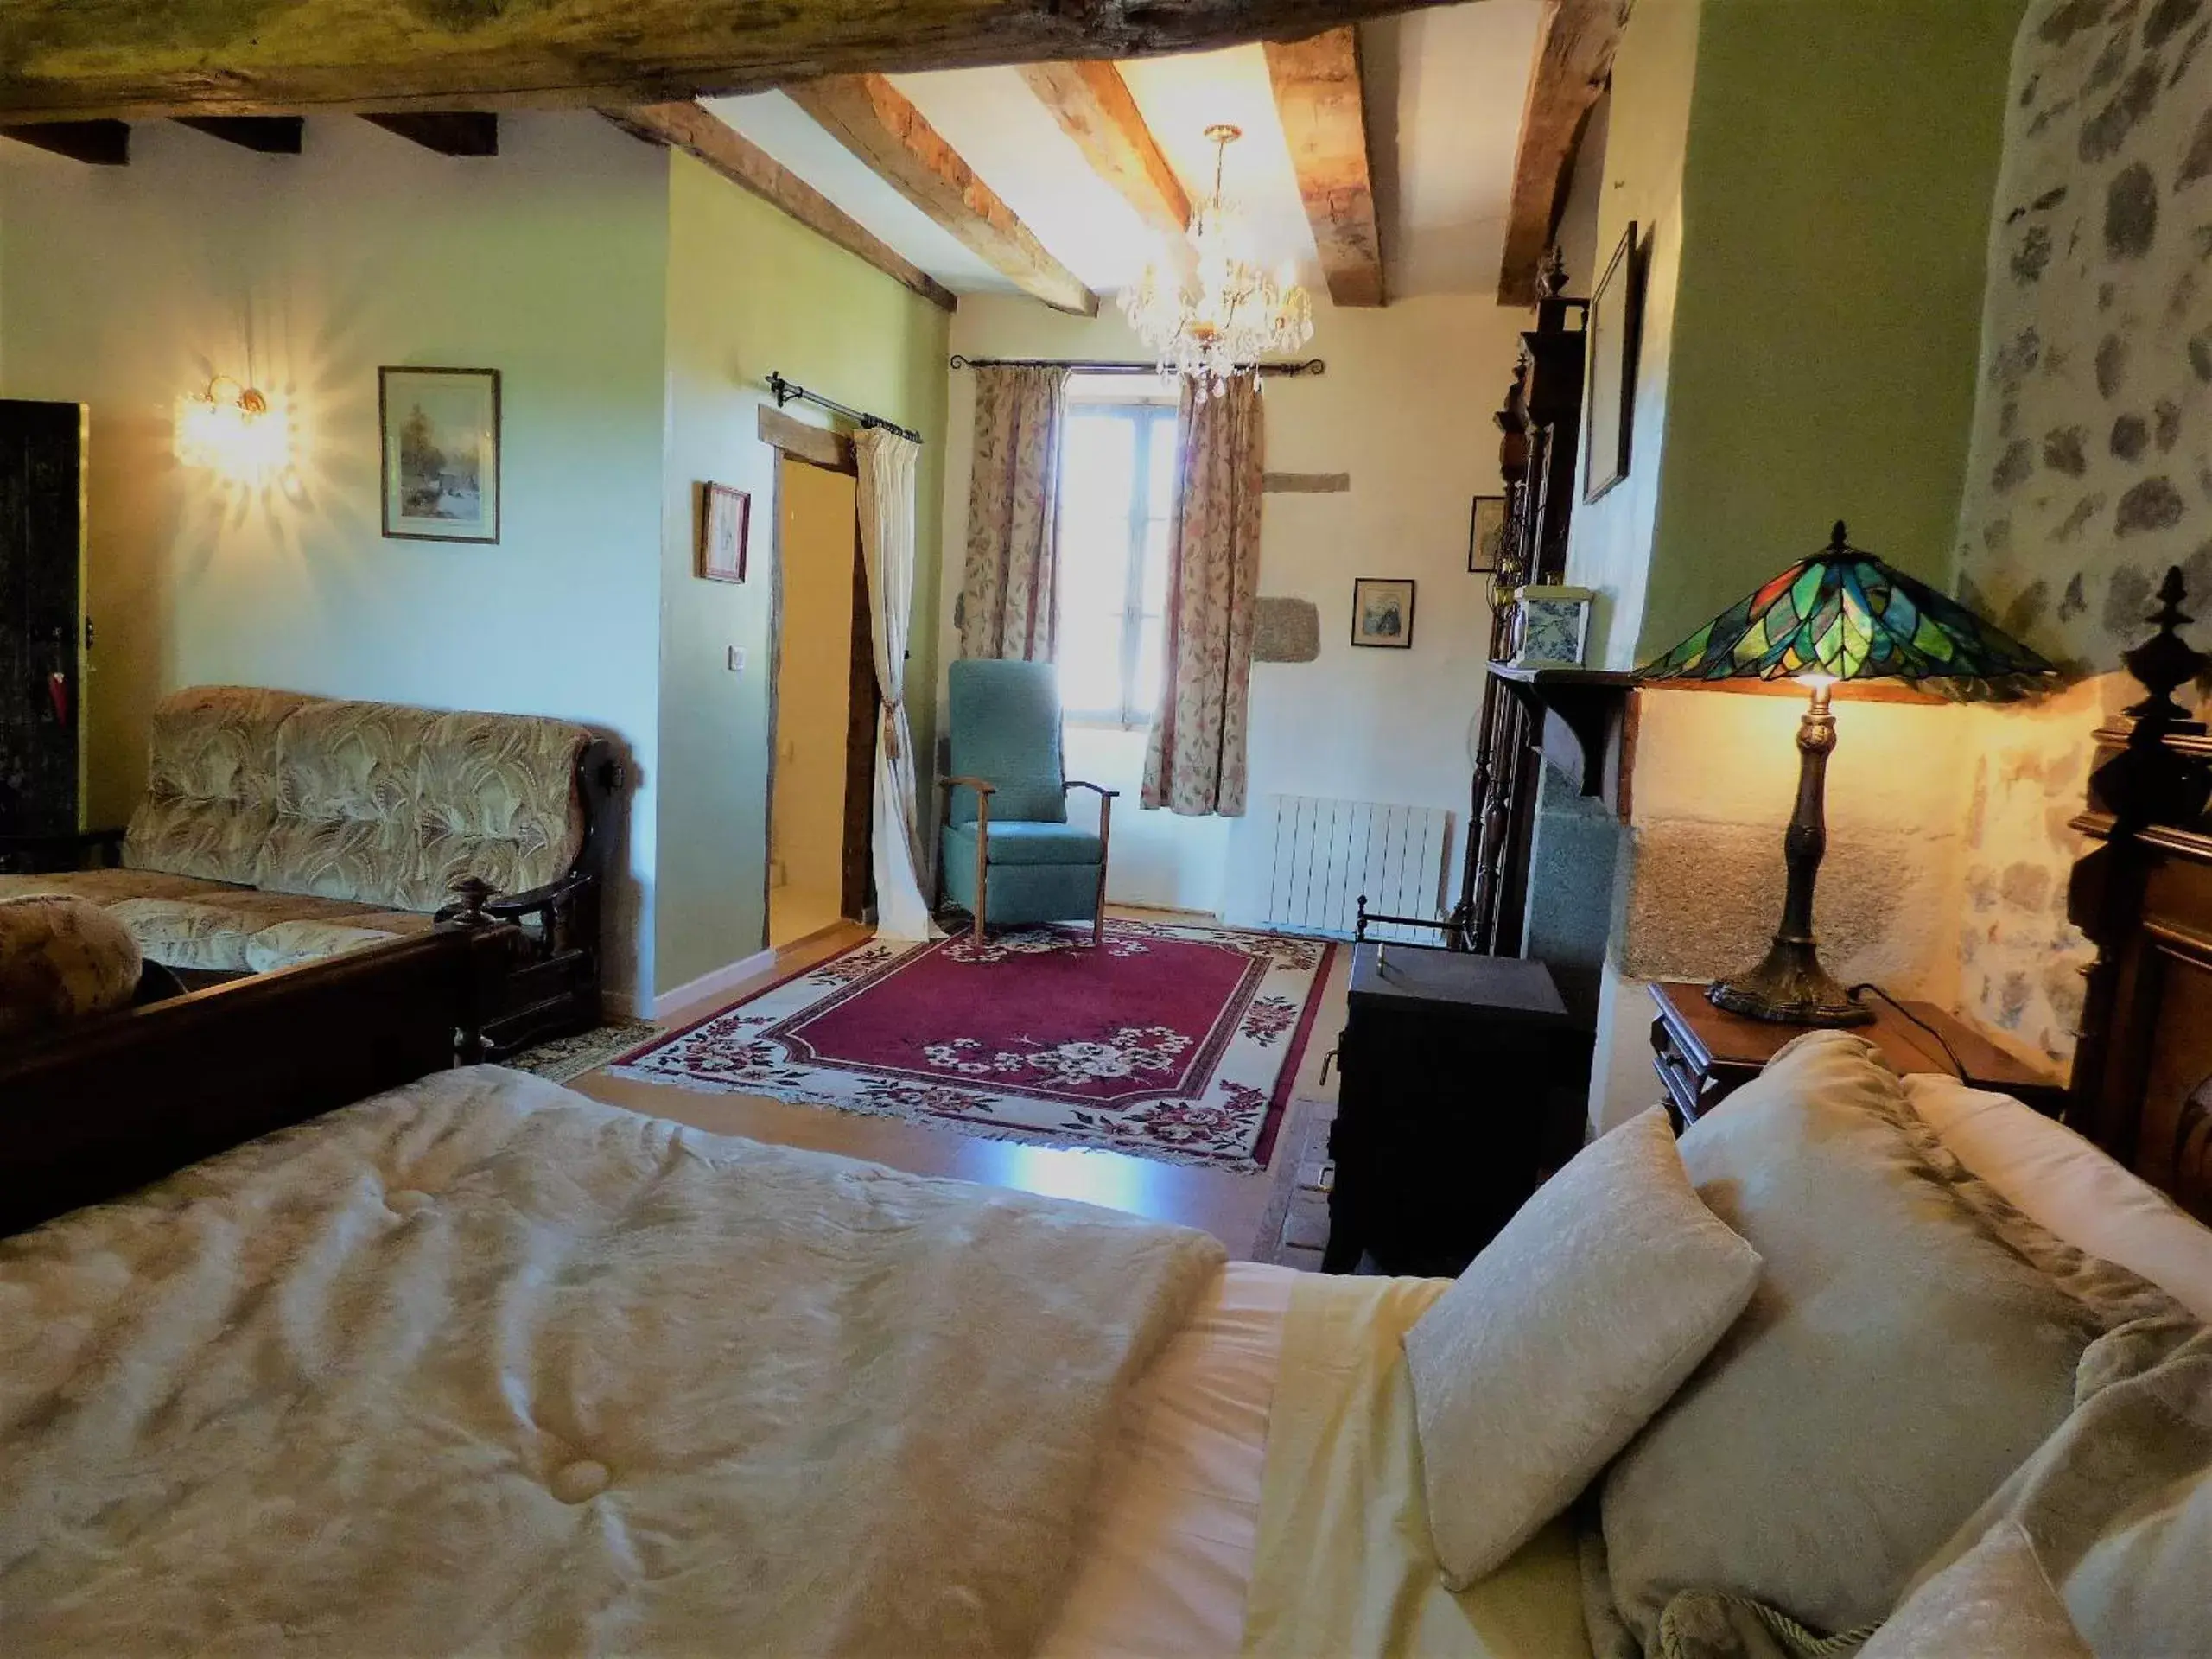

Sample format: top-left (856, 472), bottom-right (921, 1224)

top-left (766, 452), bottom-right (877, 949)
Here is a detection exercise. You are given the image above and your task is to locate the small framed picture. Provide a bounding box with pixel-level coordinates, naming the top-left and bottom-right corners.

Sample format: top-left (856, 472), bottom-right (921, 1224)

top-left (1468, 495), bottom-right (1508, 573)
top-left (1510, 584), bottom-right (1595, 667)
top-left (380, 367), bottom-right (499, 543)
top-left (698, 482), bottom-right (750, 582)
top-left (1351, 577), bottom-right (1416, 649)
top-left (1583, 222), bottom-right (1644, 504)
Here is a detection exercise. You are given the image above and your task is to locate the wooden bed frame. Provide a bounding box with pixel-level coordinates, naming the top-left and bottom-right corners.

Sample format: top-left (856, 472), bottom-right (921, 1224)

top-left (2066, 566), bottom-right (2212, 1224)
top-left (0, 924), bottom-right (515, 1237)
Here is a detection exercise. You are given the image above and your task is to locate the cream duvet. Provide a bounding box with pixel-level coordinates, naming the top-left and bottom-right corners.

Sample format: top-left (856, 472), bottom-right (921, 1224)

top-left (0, 1066), bottom-right (1224, 1656)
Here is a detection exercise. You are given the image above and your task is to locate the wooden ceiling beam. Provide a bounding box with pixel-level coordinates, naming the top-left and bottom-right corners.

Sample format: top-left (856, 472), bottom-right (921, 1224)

top-left (363, 112), bottom-right (499, 156)
top-left (175, 116), bottom-right (303, 152)
top-left (0, 0), bottom-right (1458, 123)
top-left (0, 119), bottom-right (128, 164)
top-left (1015, 61), bottom-right (1189, 243)
top-left (1497, 0), bottom-right (1625, 307)
top-left (605, 102), bottom-right (956, 313)
top-left (787, 74), bottom-right (1096, 316)
top-left (1262, 28), bottom-right (1383, 308)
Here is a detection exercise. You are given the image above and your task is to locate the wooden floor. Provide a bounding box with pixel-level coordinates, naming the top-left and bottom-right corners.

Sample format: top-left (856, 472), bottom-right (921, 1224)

top-left (569, 909), bottom-right (1349, 1258)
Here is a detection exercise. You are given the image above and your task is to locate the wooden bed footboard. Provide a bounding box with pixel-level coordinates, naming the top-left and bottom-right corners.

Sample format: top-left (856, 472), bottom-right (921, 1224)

top-left (0, 925), bottom-right (516, 1238)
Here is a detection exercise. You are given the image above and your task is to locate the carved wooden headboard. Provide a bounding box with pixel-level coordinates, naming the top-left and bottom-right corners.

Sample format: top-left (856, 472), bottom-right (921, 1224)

top-left (2067, 567), bottom-right (2212, 1224)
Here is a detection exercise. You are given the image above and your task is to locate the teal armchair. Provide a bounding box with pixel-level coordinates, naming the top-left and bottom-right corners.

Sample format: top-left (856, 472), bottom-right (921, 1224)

top-left (937, 660), bottom-right (1116, 950)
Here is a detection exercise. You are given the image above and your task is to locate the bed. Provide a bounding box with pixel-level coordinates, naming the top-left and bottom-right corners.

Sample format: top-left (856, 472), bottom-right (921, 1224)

top-left (3, 601), bottom-right (2209, 1656)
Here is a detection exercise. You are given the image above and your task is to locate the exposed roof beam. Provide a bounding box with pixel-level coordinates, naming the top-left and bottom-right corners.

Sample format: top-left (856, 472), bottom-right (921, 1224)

top-left (786, 75), bottom-right (1096, 316)
top-left (363, 112), bottom-right (499, 156)
top-left (0, 120), bottom-right (128, 164)
top-left (174, 116), bottom-right (304, 153)
top-left (1497, 0), bottom-right (1625, 306)
top-left (605, 102), bottom-right (956, 313)
top-left (1015, 61), bottom-right (1189, 243)
top-left (1263, 28), bottom-right (1383, 308)
top-left (0, 0), bottom-right (1459, 123)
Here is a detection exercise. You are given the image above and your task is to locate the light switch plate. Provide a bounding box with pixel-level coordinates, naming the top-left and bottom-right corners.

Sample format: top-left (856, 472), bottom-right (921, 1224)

top-left (727, 645), bottom-right (746, 673)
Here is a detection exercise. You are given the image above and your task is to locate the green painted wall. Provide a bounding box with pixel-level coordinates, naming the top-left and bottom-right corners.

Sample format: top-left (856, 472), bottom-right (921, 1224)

top-left (1632, 0), bottom-right (2025, 660)
top-left (655, 149), bottom-right (950, 996)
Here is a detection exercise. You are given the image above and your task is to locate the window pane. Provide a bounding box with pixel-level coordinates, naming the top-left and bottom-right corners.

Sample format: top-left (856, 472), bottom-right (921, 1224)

top-left (1134, 613), bottom-right (1165, 721)
top-left (1146, 415), bottom-right (1180, 518)
top-left (1058, 414), bottom-right (1136, 715)
top-left (1140, 518), bottom-right (1172, 615)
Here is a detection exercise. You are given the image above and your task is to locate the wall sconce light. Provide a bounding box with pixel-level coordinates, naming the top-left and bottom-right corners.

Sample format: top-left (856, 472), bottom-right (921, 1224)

top-left (175, 374), bottom-right (292, 484)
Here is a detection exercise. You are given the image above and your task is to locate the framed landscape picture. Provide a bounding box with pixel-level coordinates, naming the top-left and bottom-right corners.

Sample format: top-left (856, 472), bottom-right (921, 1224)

top-left (698, 482), bottom-right (750, 582)
top-left (380, 366), bottom-right (500, 543)
top-left (1468, 494), bottom-right (1507, 573)
top-left (1351, 577), bottom-right (1416, 649)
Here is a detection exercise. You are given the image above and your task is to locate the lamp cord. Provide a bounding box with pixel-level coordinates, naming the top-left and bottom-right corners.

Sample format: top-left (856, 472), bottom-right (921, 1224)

top-left (1848, 982), bottom-right (1967, 1080)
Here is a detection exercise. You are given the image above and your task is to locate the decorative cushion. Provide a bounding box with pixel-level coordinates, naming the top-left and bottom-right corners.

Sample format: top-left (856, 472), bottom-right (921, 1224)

top-left (944, 820), bottom-right (1104, 868)
top-left (1860, 1521), bottom-right (2090, 1659)
top-left (123, 684), bottom-right (306, 886)
top-left (0, 895), bottom-right (143, 1040)
top-left (1404, 1106), bottom-right (1760, 1589)
top-left (1889, 1324), bottom-right (2212, 1659)
top-left (1598, 1032), bottom-right (2186, 1648)
top-left (1908, 1074), bottom-right (2212, 1321)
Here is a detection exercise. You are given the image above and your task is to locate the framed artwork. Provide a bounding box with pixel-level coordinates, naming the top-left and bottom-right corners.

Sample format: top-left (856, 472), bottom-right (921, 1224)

top-left (380, 367), bottom-right (500, 543)
top-left (1582, 222), bottom-right (1643, 504)
top-left (1468, 495), bottom-right (1508, 573)
top-left (1351, 577), bottom-right (1416, 649)
top-left (1510, 584), bottom-right (1595, 668)
top-left (698, 482), bottom-right (750, 582)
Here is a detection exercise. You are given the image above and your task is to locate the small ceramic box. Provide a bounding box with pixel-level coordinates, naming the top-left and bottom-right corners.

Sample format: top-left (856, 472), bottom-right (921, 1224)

top-left (1510, 585), bottom-right (1595, 668)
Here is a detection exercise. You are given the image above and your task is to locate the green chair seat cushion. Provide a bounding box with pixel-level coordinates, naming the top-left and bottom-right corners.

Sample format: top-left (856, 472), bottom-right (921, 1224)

top-left (942, 820), bottom-right (1104, 868)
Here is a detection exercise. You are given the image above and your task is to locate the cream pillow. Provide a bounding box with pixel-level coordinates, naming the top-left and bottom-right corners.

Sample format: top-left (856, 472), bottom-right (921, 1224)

top-left (1860, 1520), bottom-right (2090, 1659)
top-left (1403, 1106), bottom-right (1760, 1589)
top-left (1907, 1074), bottom-right (2212, 1321)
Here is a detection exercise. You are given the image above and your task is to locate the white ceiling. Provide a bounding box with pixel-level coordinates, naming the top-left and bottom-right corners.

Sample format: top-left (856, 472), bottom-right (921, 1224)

top-left (705, 0), bottom-right (1544, 305)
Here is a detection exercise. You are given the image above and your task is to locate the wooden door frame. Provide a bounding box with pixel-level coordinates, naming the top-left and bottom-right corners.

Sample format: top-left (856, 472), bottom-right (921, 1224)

top-left (760, 406), bottom-right (877, 948)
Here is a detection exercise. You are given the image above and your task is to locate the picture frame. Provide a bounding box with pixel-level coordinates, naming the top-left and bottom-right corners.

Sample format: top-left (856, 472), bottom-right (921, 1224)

top-left (1468, 494), bottom-right (1508, 574)
top-left (1350, 577), bottom-right (1416, 649)
top-left (1510, 584), bottom-right (1595, 668)
top-left (698, 482), bottom-right (751, 583)
top-left (380, 367), bottom-right (500, 543)
top-left (1582, 222), bottom-right (1643, 505)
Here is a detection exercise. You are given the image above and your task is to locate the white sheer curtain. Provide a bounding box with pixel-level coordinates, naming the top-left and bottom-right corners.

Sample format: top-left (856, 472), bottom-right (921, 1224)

top-left (854, 426), bottom-right (937, 939)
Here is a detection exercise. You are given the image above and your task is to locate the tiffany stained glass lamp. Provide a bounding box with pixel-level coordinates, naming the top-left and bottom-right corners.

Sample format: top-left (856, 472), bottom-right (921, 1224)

top-left (1639, 522), bottom-right (2056, 1027)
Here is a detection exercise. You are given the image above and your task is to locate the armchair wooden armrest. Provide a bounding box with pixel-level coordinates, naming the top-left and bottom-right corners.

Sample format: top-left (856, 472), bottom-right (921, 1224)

top-left (936, 775), bottom-right (999, 800)
top-left (1063, 780), bottom-right (1120, 799)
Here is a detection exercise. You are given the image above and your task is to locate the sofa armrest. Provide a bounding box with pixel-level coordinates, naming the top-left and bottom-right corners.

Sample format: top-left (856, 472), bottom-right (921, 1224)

top-left (438, 872), bottom-right (597, 958)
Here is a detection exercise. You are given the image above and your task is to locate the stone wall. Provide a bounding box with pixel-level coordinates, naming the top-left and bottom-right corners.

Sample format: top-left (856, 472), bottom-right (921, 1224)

top-left (1952, 0), bottom-right (2212, 1059)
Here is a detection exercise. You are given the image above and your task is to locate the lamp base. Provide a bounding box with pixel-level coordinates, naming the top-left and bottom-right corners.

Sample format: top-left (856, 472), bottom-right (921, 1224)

top-left (1707, 938), bottom-right (1872, 1027)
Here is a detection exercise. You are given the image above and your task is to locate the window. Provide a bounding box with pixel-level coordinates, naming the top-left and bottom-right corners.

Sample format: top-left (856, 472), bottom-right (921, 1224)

top-left (1056, 394), bottom-right (1179, 726)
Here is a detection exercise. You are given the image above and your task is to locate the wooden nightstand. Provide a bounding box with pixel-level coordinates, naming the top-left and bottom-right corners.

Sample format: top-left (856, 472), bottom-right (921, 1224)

top-left (1648, 981), bottom-right (2068, 1127)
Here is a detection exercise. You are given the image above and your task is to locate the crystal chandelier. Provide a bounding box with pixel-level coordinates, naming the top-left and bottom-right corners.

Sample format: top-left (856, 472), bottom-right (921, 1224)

top-left (1119, 124), bottom-right (1313, 399)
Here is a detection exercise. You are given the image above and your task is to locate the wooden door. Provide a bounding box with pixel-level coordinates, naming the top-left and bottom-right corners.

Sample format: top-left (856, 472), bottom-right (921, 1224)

top-left (0, 401), bottom-right (87, 839)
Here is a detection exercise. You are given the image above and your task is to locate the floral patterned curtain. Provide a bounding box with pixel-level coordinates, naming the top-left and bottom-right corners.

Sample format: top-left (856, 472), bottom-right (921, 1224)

top-left (1142, 377), bottom-right (1263, 817)
top-left (956, 365), bottom-right (1070, 661)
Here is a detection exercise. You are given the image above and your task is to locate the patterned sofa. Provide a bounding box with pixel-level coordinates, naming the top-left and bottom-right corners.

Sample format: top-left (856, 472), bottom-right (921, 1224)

top-left (0, 686), bottom-right (622, 1057)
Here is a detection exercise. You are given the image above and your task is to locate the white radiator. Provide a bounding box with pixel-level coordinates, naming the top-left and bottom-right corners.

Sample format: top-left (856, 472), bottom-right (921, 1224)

top-left (1262, 794), bottom-right (1452, 942)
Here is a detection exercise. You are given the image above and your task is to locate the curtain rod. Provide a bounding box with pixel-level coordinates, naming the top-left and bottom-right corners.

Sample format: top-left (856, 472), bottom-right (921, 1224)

top-left (947, 355), bottom-right (1325, 378)
top-left (766, 371), bottom-right (924, 446)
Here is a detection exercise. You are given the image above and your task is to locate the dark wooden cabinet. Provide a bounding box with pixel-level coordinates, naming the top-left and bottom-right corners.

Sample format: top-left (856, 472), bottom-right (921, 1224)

top-left (0, 400), bottom-right (89, 849)
top-left (1325, 943), bottom-right (1578, 1276)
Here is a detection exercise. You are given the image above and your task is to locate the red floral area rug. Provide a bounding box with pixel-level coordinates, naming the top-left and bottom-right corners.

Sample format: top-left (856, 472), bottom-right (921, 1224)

top-left (610, 918), bottom-right (1337, 1170)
